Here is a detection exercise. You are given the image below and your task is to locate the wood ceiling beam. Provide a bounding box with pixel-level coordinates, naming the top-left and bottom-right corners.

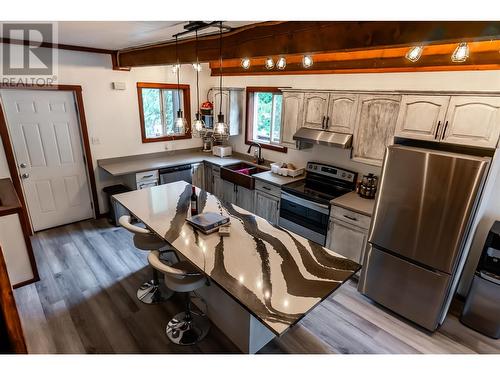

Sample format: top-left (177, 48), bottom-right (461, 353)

top-left (116, 21), bottom-right (500, 68)
top-left (208, 40), bottom-right (500, 75)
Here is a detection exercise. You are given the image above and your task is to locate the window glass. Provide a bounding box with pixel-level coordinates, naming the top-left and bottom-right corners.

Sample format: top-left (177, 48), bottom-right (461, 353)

top-left (141, 87), bottom-right (184, 139)
top-left (251, 92), bottom-right (282, 144)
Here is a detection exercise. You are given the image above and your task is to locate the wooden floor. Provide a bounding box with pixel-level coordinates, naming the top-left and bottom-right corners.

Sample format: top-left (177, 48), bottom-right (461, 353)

top-left (13, 219), bottom-right (500, 354)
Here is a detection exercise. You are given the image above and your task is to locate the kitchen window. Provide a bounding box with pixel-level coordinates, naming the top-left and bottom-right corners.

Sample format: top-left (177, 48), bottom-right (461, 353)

top-left (137, 82), bottom-right (192, 143)
top-left (245, 87), bottom-right (287, 152)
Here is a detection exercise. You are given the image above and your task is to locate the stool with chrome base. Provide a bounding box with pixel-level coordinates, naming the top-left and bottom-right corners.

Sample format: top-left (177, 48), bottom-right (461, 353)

top-left (119, 215), bottom-right (174, 304)
top-left (148, 250), bottom-right (210, 345)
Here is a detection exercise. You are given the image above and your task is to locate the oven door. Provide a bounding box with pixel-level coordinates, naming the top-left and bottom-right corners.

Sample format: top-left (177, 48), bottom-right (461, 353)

top-left (279, 191), bottom-right (330, 245)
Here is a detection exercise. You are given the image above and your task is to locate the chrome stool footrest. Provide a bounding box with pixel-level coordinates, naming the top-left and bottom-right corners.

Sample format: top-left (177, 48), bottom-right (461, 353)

top-left (166, 311), bottom-right (210, 345)
top-left (136, 279), bottom-right (173, 304)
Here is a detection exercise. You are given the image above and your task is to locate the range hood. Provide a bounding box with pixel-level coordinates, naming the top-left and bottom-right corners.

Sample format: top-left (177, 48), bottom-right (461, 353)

top-left (292, 127), bottom-right (352, 149)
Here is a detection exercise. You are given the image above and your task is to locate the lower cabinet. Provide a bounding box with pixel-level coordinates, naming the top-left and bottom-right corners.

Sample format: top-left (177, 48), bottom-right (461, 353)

top-left (204, 163), bottom-right (213, 193)
top-left (221, 180), bottom-right (255, 213)
top-left (254, 189), bottom-right (280, 226)
top-left (326, 205), bottom-right (371, 265)
top-left (191, 162), bottom-right (204, 189)
top-left (212, 166), bottom-right (223, 198)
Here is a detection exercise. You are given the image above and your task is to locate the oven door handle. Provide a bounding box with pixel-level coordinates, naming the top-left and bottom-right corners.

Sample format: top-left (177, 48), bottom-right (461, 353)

top-left (281, 191), bottom-right (330, 214)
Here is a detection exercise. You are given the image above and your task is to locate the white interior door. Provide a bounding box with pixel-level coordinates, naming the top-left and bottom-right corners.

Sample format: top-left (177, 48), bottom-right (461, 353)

top-left (0, 90), bottom-right (94, 231)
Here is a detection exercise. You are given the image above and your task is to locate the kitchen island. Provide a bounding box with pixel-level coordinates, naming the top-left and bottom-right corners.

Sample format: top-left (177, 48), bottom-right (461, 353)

top-left (113, 181), bottom-right (360, 353)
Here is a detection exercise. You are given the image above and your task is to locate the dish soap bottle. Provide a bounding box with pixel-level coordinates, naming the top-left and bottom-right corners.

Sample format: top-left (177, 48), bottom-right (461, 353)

top-left (190, 185), bottom-right (198, 216)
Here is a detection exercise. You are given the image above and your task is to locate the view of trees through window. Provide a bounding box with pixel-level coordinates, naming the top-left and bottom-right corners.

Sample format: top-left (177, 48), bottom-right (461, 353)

top-left (252, 92), bottom-right (283, 144)
top-left (142, 88), bottom-right (182, 138)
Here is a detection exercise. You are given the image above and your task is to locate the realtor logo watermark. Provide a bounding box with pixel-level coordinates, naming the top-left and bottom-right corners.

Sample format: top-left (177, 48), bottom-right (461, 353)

top-left (1, 22), bottom-right (58, 86)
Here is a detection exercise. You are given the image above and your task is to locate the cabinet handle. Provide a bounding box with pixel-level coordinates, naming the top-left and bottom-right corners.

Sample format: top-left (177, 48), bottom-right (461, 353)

top-left (441, 121), bottom-right (449, 140)
top-left (321, 116), bottom-right (326, 129)
top-left (434, 121), bottom-right (441, 140)
top-left (343, 214), bottom-right (358, 221)
top-left (262, 186), bottom-right (271, 191)
top-left (141, 174), bottom-right (154, 179)
top-left (325, 116), bottom-right (330, 129)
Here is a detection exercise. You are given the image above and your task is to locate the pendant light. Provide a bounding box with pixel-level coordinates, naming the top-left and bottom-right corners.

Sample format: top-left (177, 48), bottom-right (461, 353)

top-left (192, 30), bottom-right (205, 135)
top-left (174, 35), bottom-right (187, 134)
top-left (214, 21), bottom-right (229, 139)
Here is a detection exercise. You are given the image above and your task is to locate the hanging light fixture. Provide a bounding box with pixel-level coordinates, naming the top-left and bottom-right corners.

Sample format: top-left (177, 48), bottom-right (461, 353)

top-left (171, 64), bottom-right (180, 73)
top-left (265, 57), bottom-right (274, 70)
top-left (452, 42), bottom-right (469, 62)
top-left (241, 58), bottom-right (251, 69)
top-left (302, 55), bottom-right (313, 68)
top-left (174, 35), bottom-right (187, 134)
top-left (405, 45), bottom-right (424, 62)
top-left (214, 21), bottom-right (229, 140)
top-left (192, 30), bottom-right (205, 135)
top-left (192, 63), bottom-right (202, 72)
top-left (276, 56), bottom-right (286, 70)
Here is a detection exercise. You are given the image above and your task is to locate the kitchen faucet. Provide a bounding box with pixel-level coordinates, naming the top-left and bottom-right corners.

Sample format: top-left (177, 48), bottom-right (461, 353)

top-left (247, 142), bottom-right (265, 165)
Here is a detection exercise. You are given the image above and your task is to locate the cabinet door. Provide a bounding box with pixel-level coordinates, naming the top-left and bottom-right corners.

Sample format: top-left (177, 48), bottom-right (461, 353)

top-left (352, 94), bottom-right (401, 166)
top-left (254, 190), bottom-right (280, 226)
top-left (326, 93), bottom-right (359, 134)
top-left (302, 92), bottom-right (329, 129)
top-left (204, 164), bottom-right (213, 193)
top-left (441, 96), bottom-right (500, 148)
top-left (191, 163), bottom-right (204, 189)
top-left (394, 95), bottom-right (450, 141)
top-left (326, 218), bottom-right (368, 264)
top-left (281, 91), bottom-right (305, 148)
top-left (221, 180), bottom-right (235, 204)
top-left (228, 90), bottom-right (243, 136)
top-left (212, 173), bottom-right (223, 199)
top-left (235, 185), bottom-right (255, 213)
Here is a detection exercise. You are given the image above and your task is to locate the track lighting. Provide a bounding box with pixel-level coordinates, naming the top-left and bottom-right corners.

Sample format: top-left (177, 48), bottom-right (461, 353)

top-left (276, 57), bottom-right (286, 70)
top-left (302, 55), bottom-right (313, 68)
top-left (241, 58), bottom-right (251, 69)
top-left (265, 57), bottom-right (274, 70)
top-left (452, 42), bottom-right (469, 63)
top-left (405, 46), bottom-right (424, 62)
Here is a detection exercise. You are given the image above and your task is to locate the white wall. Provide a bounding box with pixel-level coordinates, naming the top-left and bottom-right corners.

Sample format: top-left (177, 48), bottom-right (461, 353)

top-left (0, 45), bottom-right (211, 212)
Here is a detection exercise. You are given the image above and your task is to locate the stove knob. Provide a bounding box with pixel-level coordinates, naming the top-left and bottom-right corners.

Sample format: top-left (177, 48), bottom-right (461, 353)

top-left (342, 172), bottom-right (346, 178)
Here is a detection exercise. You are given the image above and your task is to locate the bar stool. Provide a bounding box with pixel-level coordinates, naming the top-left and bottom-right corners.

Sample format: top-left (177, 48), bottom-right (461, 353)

top-left (119, 215), bottom-right (174, 304)
top-left (148, 250), bottom-right (210, 345)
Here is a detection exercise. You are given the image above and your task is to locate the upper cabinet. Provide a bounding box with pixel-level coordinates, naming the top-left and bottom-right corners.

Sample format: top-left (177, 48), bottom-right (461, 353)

top-left (395, 95), bottom-right (500, 149)
top-left (302, 92), bottom-right (329, 129)
top-left (352, 94), bottom-right (401, 166)
top-left (209, 88), bottom-right (244, 136)
top-left (281, 91), bottom-right (305, 148)
top-left (441, 96), bottom-right (500, 148)
top-left (395, 95), bottom-right (450, 141)
top-left (301, 92), bottom-right (358, 133)
top-left (326, 93), bottom-right (359, 134)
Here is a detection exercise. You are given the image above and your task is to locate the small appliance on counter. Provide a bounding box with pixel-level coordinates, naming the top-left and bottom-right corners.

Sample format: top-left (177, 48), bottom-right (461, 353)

top-left (202, 137), bottom-right (212, 153)
top-left (212, 145), bottom-right (232, 158)
top-left (358, 173), bottom-right (378, 199)
top-left (460, 221), bottom-right (500, 339)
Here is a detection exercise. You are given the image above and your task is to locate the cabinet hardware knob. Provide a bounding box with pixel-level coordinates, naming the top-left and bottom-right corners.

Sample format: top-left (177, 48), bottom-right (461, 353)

top-left (441, 120), bottom-right (449, 140)
top-left (434, 121), bottom-right (441, 140)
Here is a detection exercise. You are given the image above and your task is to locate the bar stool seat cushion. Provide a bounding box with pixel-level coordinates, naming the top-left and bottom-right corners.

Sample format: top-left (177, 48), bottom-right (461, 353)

top-left (133, 233), bottom-right (167, 251)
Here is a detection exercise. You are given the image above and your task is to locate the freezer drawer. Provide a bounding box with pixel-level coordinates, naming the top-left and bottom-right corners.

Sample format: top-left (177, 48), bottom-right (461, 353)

top-left (359, 245), bottom-right (451, 331)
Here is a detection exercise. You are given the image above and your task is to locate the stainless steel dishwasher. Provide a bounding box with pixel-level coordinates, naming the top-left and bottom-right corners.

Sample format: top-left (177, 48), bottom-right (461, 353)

top-left (159, 164), bottom-right (192, 185)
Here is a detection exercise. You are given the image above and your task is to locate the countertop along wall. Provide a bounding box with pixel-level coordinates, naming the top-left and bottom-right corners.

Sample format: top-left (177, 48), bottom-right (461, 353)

top-left (0, 45), bottom-right (212, 212)
top-left (216, 69), bottom-right (500, 296)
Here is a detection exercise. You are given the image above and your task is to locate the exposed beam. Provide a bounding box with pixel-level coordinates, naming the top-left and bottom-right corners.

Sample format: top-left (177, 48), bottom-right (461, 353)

top-left (0, 37), bottom-right (115, 55)
top-left (209, 40), bottom-right (500, 75)
top-left (116, 21), bottom-right (500, 68)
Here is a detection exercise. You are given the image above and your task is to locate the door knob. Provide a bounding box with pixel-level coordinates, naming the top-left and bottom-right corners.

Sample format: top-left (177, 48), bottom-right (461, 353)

top-left (21, 173), bottom-right (29, 179)
top-left (19, 163), bottom-right (27, 168)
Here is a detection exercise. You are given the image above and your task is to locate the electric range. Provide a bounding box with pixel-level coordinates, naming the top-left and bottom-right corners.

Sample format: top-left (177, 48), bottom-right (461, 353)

top-left (279, 161), bottom-right (357, 245)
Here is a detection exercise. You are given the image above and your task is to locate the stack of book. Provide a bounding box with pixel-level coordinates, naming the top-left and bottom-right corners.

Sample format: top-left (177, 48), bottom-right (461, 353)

top-left (186, 212), bottom-right (230, 234)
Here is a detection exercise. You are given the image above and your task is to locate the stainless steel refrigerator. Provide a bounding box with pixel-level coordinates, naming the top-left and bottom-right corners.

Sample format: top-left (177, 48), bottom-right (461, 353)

top-left (358, 145), bottom-right (490, 331)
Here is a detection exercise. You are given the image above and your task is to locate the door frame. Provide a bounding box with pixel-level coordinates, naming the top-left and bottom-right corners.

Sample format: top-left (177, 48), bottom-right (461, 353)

top-left (0, 84), bottom-right (100, 234)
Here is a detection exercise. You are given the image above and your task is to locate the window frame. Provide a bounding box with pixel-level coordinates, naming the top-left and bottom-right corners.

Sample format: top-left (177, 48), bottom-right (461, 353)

top-left (245, 86), bottom-right (287, 153)
top-left (137, 82), bottom-right (192, 143)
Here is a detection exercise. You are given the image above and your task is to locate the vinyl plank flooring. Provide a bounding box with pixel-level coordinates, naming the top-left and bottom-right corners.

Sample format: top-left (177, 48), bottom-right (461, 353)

top-left (12, 218), bottom-right (499, 354)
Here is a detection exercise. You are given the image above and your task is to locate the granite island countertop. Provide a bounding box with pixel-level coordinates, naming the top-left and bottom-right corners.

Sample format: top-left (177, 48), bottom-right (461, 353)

top-left (113, 181), bottom-right (360, 336)
top-left (330, 191), bottom-right (375, 217)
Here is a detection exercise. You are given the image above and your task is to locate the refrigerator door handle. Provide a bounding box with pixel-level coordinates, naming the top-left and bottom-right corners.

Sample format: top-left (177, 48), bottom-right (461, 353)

top-left (441, 120), bottom-right (449, 140)
top-left (434, 121), bottom-right (441, 140)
